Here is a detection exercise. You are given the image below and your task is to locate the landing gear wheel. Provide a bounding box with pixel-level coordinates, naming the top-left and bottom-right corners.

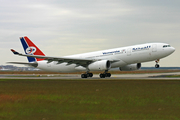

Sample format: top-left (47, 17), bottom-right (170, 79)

top-left (100, 73), bottom-right (106, 78)
top-left (87, 73), bottom-right (93, 77)
top-left (155, 59), bottom-right (160, 68)
top-left (81, 74), bottom-right (87, 78)
top-left (155, 64), bottom-right (160, 68)
top-left (105, 73), bottom-right (111, 77)
top-left (81, 73), bottom-right (93, 78)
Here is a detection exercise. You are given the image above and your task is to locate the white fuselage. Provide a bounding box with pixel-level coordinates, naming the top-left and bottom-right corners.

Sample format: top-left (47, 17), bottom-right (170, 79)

top-left (37, 43), bottom-right (175, 72)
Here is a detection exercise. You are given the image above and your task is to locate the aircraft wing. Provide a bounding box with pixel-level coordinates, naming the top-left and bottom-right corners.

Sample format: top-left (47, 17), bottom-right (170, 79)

top-left (10, 49), bottom-right (118, 67)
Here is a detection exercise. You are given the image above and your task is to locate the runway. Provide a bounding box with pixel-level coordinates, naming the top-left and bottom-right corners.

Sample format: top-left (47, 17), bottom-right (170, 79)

top-left (0, 72), bottom-right (180, 80)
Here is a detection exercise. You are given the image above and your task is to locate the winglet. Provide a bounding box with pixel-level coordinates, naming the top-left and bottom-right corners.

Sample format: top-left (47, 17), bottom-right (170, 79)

top-left (11, 49), bottom-right (19, 55)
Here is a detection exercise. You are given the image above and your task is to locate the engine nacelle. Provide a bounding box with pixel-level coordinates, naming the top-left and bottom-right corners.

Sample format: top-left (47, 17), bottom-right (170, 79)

top-left (88, 60), bottom-right (111, 71)
top-left (119, 63), bottom-right (141, 71)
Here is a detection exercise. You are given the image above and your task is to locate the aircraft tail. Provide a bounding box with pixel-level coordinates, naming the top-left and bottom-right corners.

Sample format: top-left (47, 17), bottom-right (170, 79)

top-left (20, 36), bottom-right (45, 62)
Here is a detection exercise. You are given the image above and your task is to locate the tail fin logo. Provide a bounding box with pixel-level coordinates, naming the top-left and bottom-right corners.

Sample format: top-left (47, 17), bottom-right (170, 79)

top-left (26, 47), bottom-right (36, 54)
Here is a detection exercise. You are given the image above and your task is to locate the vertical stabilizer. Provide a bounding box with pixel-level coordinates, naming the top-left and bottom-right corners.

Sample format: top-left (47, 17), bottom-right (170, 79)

top-left (20, 36), bottom-right (45, 62)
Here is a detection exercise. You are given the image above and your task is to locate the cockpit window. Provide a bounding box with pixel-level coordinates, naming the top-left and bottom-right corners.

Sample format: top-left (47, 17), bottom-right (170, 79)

top-left (163, 45), bottom-right (171, 48)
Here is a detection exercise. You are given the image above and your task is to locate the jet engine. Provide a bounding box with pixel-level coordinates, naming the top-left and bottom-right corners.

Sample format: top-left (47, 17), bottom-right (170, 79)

top-left (119, 63), bottom-right (141, 71)
top-left (88, 60), bottom-right (111, 71)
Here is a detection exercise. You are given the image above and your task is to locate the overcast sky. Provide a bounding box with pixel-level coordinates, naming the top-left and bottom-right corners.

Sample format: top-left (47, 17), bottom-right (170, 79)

top-left (0, 0), bottom-right (179, 67)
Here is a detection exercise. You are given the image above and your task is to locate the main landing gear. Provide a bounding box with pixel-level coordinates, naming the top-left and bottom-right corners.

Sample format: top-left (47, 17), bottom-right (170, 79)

top-left (81, 70), bottom-right (111, 78)
top-left (155, 59), bottom-right (160, 68)
top-left (99, 70), bottom-right (111, 78)
top-left (81, 72), bottom-right (93, 78)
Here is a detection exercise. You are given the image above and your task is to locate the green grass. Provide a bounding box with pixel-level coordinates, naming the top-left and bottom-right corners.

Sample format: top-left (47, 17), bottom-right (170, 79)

top-left (0, 79), bottom-right (180, 120)
top-left (165, 75), bottom-right (180, 78)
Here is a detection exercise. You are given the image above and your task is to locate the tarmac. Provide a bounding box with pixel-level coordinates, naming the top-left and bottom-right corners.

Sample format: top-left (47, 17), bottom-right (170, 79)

top-left (0, 72), bottom-right (180, 80)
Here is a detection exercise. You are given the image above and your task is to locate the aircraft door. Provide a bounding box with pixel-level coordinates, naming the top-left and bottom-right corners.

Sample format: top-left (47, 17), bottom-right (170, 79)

top-left (152, 44), bottom-right (157, 52)
top-left (127, 48), bottom-right (131, 56)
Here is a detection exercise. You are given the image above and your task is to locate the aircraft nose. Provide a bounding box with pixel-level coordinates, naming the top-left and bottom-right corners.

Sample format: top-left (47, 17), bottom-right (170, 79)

top-left (171, 47), bottom-right (175, 53)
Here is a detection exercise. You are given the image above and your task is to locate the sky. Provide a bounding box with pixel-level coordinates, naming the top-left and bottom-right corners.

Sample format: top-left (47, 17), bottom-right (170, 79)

top-left (0, 0), bottom-right (180, 67)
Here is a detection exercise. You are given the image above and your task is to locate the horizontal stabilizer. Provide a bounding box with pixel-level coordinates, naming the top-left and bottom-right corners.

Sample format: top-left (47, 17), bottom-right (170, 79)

top-left (11, 49), bottom-right (20, 55)
top-left (7, 62), bottom-right (38, 67)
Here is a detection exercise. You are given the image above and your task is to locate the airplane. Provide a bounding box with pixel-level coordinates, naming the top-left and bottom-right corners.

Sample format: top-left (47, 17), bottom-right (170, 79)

top-left (8, 36), bottom-right (175, 78)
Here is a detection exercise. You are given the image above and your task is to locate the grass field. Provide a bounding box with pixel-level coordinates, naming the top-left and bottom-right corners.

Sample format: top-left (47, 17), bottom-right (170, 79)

top-left (0, 79), bottom-right (180, 120)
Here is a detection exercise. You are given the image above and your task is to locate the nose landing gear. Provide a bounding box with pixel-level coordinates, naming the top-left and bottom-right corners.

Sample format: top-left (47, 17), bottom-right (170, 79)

top-left (155, 59), bottom-right (160, 68)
